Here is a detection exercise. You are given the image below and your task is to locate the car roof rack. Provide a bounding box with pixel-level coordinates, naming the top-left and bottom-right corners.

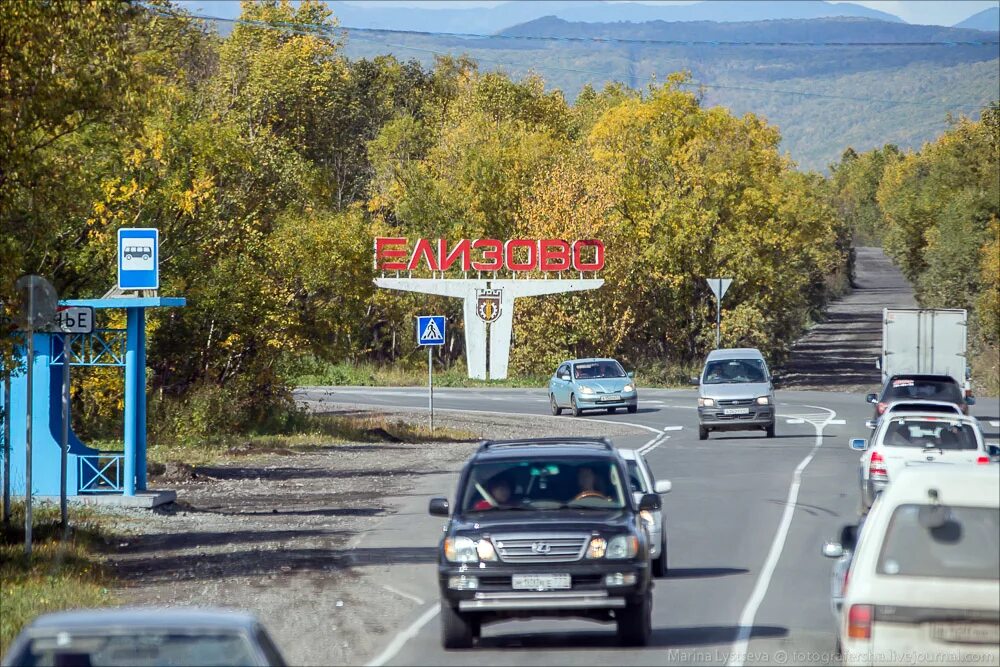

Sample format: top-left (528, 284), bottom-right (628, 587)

top-left (476, 436), bottom-right (615, 453)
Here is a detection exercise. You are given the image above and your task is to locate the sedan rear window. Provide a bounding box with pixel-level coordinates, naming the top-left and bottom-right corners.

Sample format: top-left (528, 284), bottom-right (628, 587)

top-left (884, 379), bottom-right (963, 404)
top-left (882, 420), bottom-right (979, 450)
top-left (877, 504), bottom-right (1000, 580)
top-left (17, 632), bottom-right (259, 667)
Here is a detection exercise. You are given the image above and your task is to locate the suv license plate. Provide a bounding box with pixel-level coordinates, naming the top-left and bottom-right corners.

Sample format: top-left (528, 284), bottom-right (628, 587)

top-left (600, 394), bottom-right (621, 402)
top-left (929, 622), bottom-right (1000, 644)
top-left (724, 407), bottom-right (750, 415)
top-left (512, 574), bottom-right (571, 591)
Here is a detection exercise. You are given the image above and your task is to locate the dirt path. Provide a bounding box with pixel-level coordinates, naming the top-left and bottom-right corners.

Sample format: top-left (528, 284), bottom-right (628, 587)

top-left (779, 246), bottom-right (917, 392)
top-left (106, 408), bottom-right (645, 665)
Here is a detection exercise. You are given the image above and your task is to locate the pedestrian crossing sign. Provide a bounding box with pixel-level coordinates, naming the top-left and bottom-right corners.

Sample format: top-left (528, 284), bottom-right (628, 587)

top-left (417, 315), bottom-right (446, 346)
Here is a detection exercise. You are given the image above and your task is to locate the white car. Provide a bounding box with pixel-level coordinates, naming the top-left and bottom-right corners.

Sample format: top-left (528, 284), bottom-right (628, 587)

top-left (851, 413), bottom-right (997, 514)
top-left (865, 400), bottom-right (963, 430)
top-left (619, 449), bottom-right (671, 577)
top-left (823, 466), bottom-right (999, 666)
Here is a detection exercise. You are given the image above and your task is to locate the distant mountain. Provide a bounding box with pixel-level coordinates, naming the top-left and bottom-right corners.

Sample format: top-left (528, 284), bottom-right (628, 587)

top-left (325, 1), bottom-right (902, 33)
top-left (339, 16), bottom-right (998, 171)
top-left (954, 7), bottom-right (1000, 32)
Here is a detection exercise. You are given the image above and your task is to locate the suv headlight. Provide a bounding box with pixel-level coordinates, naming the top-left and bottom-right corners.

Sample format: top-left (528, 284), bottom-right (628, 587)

top-left (698, 397), bottom-right (715, 407)
top-left (607, 534), bottom-right (639, 559)
top-left (579, 385), bottom-right (595, 394)
top-left (623, 383), bottom-right (635, 393)
top-left (756, 396), bottom-right (771, 405)
top-left (444, 537), bottom-right (497, 563)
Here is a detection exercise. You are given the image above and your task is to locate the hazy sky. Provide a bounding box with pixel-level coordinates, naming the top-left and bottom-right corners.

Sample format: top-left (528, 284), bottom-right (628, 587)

top-left (339, 1), bottom-right (999, 26)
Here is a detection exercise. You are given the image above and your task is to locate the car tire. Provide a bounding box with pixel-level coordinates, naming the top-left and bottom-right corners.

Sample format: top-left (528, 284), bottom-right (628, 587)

top-left (652, 533), bottom-right (668, 578)
top-left (766, 423), bottom-right (776, 438)
top-left (627, 403), bottom-right (637, 414)
top-left (571, 394), bottom-right (582, 417)
top-left (617, 591), bottom-right (652, 646)
top-left (607, 407), bottom-right (616, 414)
top-left (441, 603), bottom-right (475, 649)
top-left (699, 426), bottom-right (709, 440)
top-left (550, 394), bottom-right (562, 416)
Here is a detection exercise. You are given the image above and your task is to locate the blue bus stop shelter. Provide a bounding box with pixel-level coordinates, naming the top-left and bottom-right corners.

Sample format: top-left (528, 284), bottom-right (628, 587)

top-left (2, 297), bottom-right (184, 498)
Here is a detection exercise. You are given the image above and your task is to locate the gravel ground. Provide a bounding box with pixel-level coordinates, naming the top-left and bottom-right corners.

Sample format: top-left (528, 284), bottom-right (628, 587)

top-left (105, 406), bottom-right (645, 666)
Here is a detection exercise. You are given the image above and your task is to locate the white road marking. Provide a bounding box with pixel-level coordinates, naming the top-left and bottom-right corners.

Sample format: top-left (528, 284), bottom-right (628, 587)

top-left (785, 418), bottom-right (805, 424)
top-left (991, 421), bottom-right (1000, 428)
top-left (637, 434), bottom-right (670, 455)
top-left (828, 419), bottom-right (846, 425)
top-left (381, 584), bottom-right (424, 606)
top-left (727, 405), bottom-right (836, 667)
top-left (366, 603), bottom-right (440, 667)
top-left (662, 425), bottom-right (683, 431)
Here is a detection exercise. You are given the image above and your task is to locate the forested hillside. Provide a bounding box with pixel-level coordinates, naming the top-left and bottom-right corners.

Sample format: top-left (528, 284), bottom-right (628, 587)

top-left (342, 16), bottom-right (998, 170)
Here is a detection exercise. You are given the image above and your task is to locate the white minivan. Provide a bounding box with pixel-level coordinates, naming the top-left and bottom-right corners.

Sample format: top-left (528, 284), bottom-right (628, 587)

top-left (823, 466), bottom-right (1000, 666)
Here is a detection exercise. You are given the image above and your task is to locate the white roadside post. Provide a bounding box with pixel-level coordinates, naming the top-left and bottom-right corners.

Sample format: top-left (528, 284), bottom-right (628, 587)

top-left (416, 316), bottom-right (446, 433)
top-left (55, 306), bottom-right (93, 531)
top-left (707, 278), bottom-right (733, 349)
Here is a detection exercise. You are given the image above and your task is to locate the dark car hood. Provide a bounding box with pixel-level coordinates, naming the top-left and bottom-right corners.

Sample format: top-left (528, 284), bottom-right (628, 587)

top-left (452, 509), bottom-right (634, 533)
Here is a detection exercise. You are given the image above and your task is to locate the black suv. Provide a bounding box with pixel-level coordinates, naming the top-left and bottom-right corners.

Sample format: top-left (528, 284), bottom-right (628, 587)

top-left (866, 373), bottom-right (975, 419)
top-left (428, 437), bottom-right (660, 649)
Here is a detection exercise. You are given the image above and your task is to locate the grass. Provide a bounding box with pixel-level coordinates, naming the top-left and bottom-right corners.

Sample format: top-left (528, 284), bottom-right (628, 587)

top-left (971, 343), bottom-right (1000, 397)
top-left (293, 360), bottom-right (698, 389)
top-left (0, 503), bottom-right (116, 656)
top-left (93, 411), bottom-right (480, 467)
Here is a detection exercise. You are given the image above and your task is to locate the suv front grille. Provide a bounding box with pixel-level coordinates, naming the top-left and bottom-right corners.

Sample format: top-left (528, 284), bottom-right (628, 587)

top-left (492, 533), bottom-right (590, 563)
top-left (718, 399), bottom-right (753, 406)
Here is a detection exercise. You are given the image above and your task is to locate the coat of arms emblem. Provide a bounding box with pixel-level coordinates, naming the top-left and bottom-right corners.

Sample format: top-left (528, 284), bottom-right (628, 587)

top-left (477, 289), bottom-right (502, 323)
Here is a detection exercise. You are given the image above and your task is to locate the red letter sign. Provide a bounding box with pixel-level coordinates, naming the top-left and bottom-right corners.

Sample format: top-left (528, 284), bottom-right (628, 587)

top-left (505, 239), bottom-right (538, 271)
top-left (539, 239), bottom-right (571, 271)
top-left (375, 237), bottom-right (408, 271)
top-left (572, 240), bottom-right (605, 272)
top-left (472, 239), bottom-right (503, 271)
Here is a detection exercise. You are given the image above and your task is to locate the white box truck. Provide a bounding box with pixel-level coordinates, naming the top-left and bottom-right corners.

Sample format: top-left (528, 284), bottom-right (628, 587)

top-left (879, 308), bottom-right (969, 389)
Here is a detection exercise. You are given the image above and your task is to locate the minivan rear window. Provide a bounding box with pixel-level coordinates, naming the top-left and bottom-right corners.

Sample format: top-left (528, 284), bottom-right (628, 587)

top-left (877, 504), bottom-right (1000, 580)
top-left (884, 379), bottom-right (962, 404)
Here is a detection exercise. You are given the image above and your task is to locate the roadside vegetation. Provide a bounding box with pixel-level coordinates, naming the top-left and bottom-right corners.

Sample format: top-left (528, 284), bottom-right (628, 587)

top-left (3, 0), bottom-right (996, 465)
top-left (828, 105), bottom-right (1000, 394)
top-left (0, 505), bottom-right (116, 655)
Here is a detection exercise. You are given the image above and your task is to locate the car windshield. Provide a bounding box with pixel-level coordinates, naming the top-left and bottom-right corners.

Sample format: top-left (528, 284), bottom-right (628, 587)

top-left (573, 361), bottom-right (626, 380)
top-left (463, 458), bottom-right (627, 511)
top-left (16, 631), bottom-right (259, 667)
top-left (881, 419), bottom-right (979, 450)
top-left (884, 378), bottom-right (963, 404)
top-left (626, 460), bottom-right (648, 494)
top-left (877, 504), bottom-right (1000, 580)
top-left (702, 359), bottom-right (766, 384)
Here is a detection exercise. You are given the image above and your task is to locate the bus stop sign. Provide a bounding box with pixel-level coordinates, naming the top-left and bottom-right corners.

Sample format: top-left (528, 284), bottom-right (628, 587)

top-left (118, 228), bottom-right (159, 290)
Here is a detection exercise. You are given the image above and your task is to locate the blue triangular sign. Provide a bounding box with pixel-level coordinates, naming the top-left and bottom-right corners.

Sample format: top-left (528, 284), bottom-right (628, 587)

top-left (421, 319), bottom-right (443, 342)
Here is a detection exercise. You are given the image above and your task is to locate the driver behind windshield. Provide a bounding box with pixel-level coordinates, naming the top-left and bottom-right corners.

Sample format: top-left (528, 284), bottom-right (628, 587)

top-left (575, 466), bottom-right (609, 501)
top-left (473, 476), bottom-right (513, 510)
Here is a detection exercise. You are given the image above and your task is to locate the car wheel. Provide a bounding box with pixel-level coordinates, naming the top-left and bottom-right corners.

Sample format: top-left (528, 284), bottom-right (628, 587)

top-left (627, 403), bottom-right (637, 414)
top-left (699, 426), bottom-right (709, 440)
top-left (607, 407), bottom-right (616, 414)
top-left (441, 603), bottom-right (474, 649)
top-left (571, 394), bottom-right (582, 417)
top-left (652, 533), bottom-right (668, 578)
top-left (549, 394), bottom-right (562, 416)
top-left (617, 591), bottom-right (652, 646)
top-left (766, 423), bottom-right (776, 438)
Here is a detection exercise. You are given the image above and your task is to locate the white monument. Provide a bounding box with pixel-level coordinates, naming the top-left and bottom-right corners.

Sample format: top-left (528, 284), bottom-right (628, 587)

top-left (374, 238), bottom-right (605, 379)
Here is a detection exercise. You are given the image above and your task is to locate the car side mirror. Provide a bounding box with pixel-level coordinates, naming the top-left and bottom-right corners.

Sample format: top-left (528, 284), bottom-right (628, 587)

top-left (839, 523), bottom-right (858, 550)
top-left (965, 396), bottom-right (976, 406)
top-left (428, 497), bottom-right (450, 517)
top-left (865, 419), bottom-right (878, 430)
top-left (689, 376), bottom-right (700, 386)
top-left (638, 493), bottom-right (661, 512)
top-left (770, 375), bottom-right (781, 388)
top-left (821, 541), bottom-right (844, 559)
top-left (986, 444), bottom-right (1000, 458)
top-left (654, 479), bottom-right (672, 494)
top-left (627, 371), bottom-right (635, 379)
top-left (849, 438), bottom-right (868, 451)
top-left (865, 393), bottom-right (878, 404)
top-left (559, 373), bottom-right (570, 381)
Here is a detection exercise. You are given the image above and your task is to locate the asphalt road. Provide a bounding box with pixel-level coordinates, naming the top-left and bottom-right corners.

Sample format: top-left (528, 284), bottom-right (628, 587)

top-left (296, 385), bottom-right (1000, 667)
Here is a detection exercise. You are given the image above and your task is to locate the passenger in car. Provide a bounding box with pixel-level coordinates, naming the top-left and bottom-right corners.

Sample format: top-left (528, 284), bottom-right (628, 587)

top-left (474, 477), bottom-right (513, 510)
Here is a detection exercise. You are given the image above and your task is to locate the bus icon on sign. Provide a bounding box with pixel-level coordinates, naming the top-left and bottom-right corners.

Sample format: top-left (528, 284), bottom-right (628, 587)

top-left (122, 242), bottom-right (155, 270)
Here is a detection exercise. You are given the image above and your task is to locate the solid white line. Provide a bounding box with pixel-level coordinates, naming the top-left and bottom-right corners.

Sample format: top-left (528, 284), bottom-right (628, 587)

top-left (366, 603), bottom-right (441, 667)
top-left (637, 435), bottom-right (670, 455)
top-left (381, 584), bottom-right (424, 606)
top-left (726, 405), bottom-right (834, 667)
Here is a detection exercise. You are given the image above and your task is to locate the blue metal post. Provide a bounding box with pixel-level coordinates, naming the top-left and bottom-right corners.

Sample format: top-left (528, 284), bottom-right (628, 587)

top-left (136, 308), bottom-right (147, 491)
top-left (123, 308), bottom-right (139, 496)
